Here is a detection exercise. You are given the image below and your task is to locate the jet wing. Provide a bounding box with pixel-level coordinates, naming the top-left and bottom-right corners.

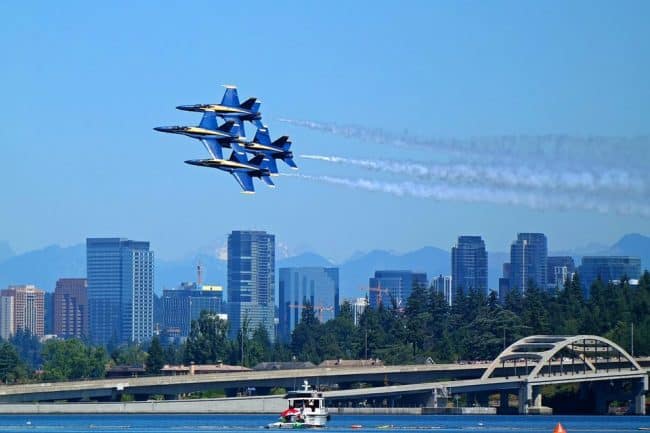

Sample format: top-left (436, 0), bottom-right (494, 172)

top-left (231, 171), bottom-right (255, 194)
top-left (199, 111), bottom-right (218, 130)
top-left (200, 138), bottom-right (223, 160)
top-left (221, 86), bottom-right (240, 107)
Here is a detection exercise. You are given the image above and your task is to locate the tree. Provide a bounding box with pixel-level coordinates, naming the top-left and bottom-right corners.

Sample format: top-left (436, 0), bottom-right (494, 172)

top-left (405, 283), bottom-right (429, 356)
top-left (41, 339), bottom-right (107, 381)
top-left (291, 301), bottom-right (323, 363)
top-left (10, 329), bottom-right (41, 369)
top-left (111, 343), bottom-right (147, 366)
top-left (183, 312), bottom-right (230, 364)
top-left (146, 335), bottom-right (165, 374)
top-left (0, 341), bottom-right (27, 384)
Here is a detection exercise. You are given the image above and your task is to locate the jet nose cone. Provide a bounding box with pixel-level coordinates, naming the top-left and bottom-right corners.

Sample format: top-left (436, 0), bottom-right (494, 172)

top-left (155, 126), bottom-right (179, 134)
top-left (176, 104), bottom-right (199, 112)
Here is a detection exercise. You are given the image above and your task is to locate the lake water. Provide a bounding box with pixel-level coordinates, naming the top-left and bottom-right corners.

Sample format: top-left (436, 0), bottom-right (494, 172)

top-left (0, 414), bottom-right (646, 433)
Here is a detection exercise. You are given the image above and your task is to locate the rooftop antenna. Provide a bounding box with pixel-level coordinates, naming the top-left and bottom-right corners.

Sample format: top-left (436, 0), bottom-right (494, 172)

top-left (197, 260), bottom-right (203, 286)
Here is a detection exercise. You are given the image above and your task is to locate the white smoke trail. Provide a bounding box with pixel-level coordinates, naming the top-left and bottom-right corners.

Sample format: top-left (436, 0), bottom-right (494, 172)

top-left (278, 118), bottom-right (650, 169)
top-left (300, 154), bottom-right (648, 196)
top-left (281, 173), bottom-right (650, 217)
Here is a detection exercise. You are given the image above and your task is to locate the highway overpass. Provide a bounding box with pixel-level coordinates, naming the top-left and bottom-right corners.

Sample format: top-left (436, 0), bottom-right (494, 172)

top-left (0, 336), bottom-right (647, 414)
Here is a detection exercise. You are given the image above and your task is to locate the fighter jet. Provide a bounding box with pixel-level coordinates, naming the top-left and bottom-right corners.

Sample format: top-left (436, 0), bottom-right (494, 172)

top-left (185, 152), bottom-right (274, 194)
top-left (176, 85), bottom-right (262, 137)
top-left (239, 127), bottom-right (298, 175)
top-left (154, 111), bottom-right (243, 159)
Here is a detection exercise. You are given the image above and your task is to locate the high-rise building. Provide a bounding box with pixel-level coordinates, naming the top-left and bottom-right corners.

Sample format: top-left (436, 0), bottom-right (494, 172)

top-left (580, 256), bottom-right (642, 297)
top-left (227, 230), bottom-right (275, 341)
top-left (44, 292), bottom-right (54, 335)
top-left (368, 270), bottom-right (428, 309)
top-left (53, 278), bottom-right (88, 339)
top-left (0, 285), bottom-right (45, 337)
top-left (432, 274), bottom-right (453, 306)
top-left (87, 238), bottom-right (154, 345)
top-left (499, 262), bottom-right (511, 302)
top-left (162, 282), bottom-right (225, 337)
top-left (451, 236), bottom-right (488, 300)
top-left (352, 297), bottom-right (368, 326)
top-left (509, 233), bottom-right (547, 293)
top-left (546, 256), bottom-right (576, 290)
top-left (278, 267), bottom-right (339, 342)
top-left (0, 295), bottom-right (15, 340)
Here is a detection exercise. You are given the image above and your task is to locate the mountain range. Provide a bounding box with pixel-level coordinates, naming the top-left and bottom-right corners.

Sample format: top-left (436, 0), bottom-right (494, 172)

top-left (0, 234), bottom-right (647, 300)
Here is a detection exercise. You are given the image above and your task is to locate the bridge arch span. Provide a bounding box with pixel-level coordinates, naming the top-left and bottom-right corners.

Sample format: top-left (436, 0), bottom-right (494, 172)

top-left (481, 335), bottom-right (642, 381)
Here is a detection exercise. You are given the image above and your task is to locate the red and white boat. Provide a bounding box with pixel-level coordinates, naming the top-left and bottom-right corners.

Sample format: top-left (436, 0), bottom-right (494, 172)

top-left (266, 381), bottom-right (330, 429)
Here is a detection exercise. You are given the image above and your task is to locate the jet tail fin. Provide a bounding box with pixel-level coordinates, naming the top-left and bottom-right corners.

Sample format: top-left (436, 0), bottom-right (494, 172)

top-left (222, 116), bottom-right (245, 137)
top-left (250, 100), bottom-right (261, 114)
top-left (218, 120), bottom-right (239, 135)
top-left (262, 174), bottom-right (275, 188)
top-left (240, 97), bottom-right (258, 111)
top-left (221, 86), bottom-right (240, 107)
top-left (249, 154), bottom-right (265, 167)
top-left (229, 150), bottom-right (248, 164)
top-left (253, 128), bottom-right (272, 146)
top-left (272, 136), bottom-right (291, 151)
top-left (284, 157), bottom-right (298, 169)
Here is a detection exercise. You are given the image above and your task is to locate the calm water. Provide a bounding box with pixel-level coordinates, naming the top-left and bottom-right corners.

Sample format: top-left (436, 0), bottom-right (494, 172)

top-left (0, 414), bottom-right (647, 433)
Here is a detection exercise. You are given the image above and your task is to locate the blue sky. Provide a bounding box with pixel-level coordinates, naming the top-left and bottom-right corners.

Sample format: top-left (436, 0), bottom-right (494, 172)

top-left (1, 1), bottom-right (648, 261)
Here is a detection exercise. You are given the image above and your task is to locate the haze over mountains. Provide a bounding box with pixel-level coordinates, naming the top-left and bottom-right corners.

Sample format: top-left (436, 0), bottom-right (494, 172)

top-left (0, 234), bottom-right (648, 300)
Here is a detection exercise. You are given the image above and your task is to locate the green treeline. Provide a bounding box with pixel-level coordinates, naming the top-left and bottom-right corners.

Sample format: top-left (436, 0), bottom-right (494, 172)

top-left (288, 271), bottom-right (650, 364)
top-left (1, 271), bottom-right (648, 383)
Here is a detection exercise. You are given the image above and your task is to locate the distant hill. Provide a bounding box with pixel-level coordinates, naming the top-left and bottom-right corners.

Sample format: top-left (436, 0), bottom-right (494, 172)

top-left (0, 244), bottom-right (85, 290)
top-left (0, 241), bottom-right (14, 263)
top-left (277, 252), bottom-right (334, 269)
top-left (338, 246), bottom-right (449, 300)
top-left (600, 233), bottom-right (650, 268)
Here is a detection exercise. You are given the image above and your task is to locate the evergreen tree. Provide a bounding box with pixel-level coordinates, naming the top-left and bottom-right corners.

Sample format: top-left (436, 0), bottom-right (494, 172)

top-left (0, 341), bottom-right (27, 384)
top-left (405, 283), bottom-right (429, 356)
top-left (291, 301), bottom-right (323, 363)
top-left (10, 329), bottom-right (41, 369)
top-left (146, 335), bottom-right (165, 374)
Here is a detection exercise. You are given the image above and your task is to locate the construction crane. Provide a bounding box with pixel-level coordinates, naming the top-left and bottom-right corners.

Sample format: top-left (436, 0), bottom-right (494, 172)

top-left (288, 303), bottom-right (335, 322)
top-left (359, 283), bottom-right (390, 307)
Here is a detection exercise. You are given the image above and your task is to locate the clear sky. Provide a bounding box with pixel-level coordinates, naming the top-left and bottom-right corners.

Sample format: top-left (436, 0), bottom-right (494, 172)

top-left (1, 1), bottom-right (648, 261)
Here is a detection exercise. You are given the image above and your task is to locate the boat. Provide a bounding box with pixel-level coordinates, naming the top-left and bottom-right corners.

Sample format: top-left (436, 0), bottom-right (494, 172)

top-left (266, 381), bottom-right (330, 429)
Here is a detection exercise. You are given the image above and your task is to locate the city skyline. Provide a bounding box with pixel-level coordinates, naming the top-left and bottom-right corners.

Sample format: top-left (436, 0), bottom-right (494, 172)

top-left (0, 229), bottom-right (646, 345)
top-left (1, 2), bottom-right (649, 263)
top-left (0, 230), bottom-right (648, 300)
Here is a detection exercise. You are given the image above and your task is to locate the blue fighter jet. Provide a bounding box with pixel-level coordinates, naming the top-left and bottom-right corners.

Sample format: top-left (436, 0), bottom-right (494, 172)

top-left (176, 85), bottom-right (262, 137)
top-left (185, 152), bottom-right (274, 194)
top-left (154, 111), bottom-right (243, 159)
top-left (239, 127), bottom-right (298, 175)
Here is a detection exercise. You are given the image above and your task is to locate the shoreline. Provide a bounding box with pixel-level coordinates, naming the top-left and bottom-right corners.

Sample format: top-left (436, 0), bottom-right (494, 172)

top-left (0, 399), bottom-right (499, 415)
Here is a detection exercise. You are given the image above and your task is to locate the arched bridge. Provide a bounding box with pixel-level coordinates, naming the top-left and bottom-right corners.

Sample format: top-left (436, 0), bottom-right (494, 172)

top-left (471, 335), bottom-right (648, 414)
top-left (482, 335), bottom-right (644, 381)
